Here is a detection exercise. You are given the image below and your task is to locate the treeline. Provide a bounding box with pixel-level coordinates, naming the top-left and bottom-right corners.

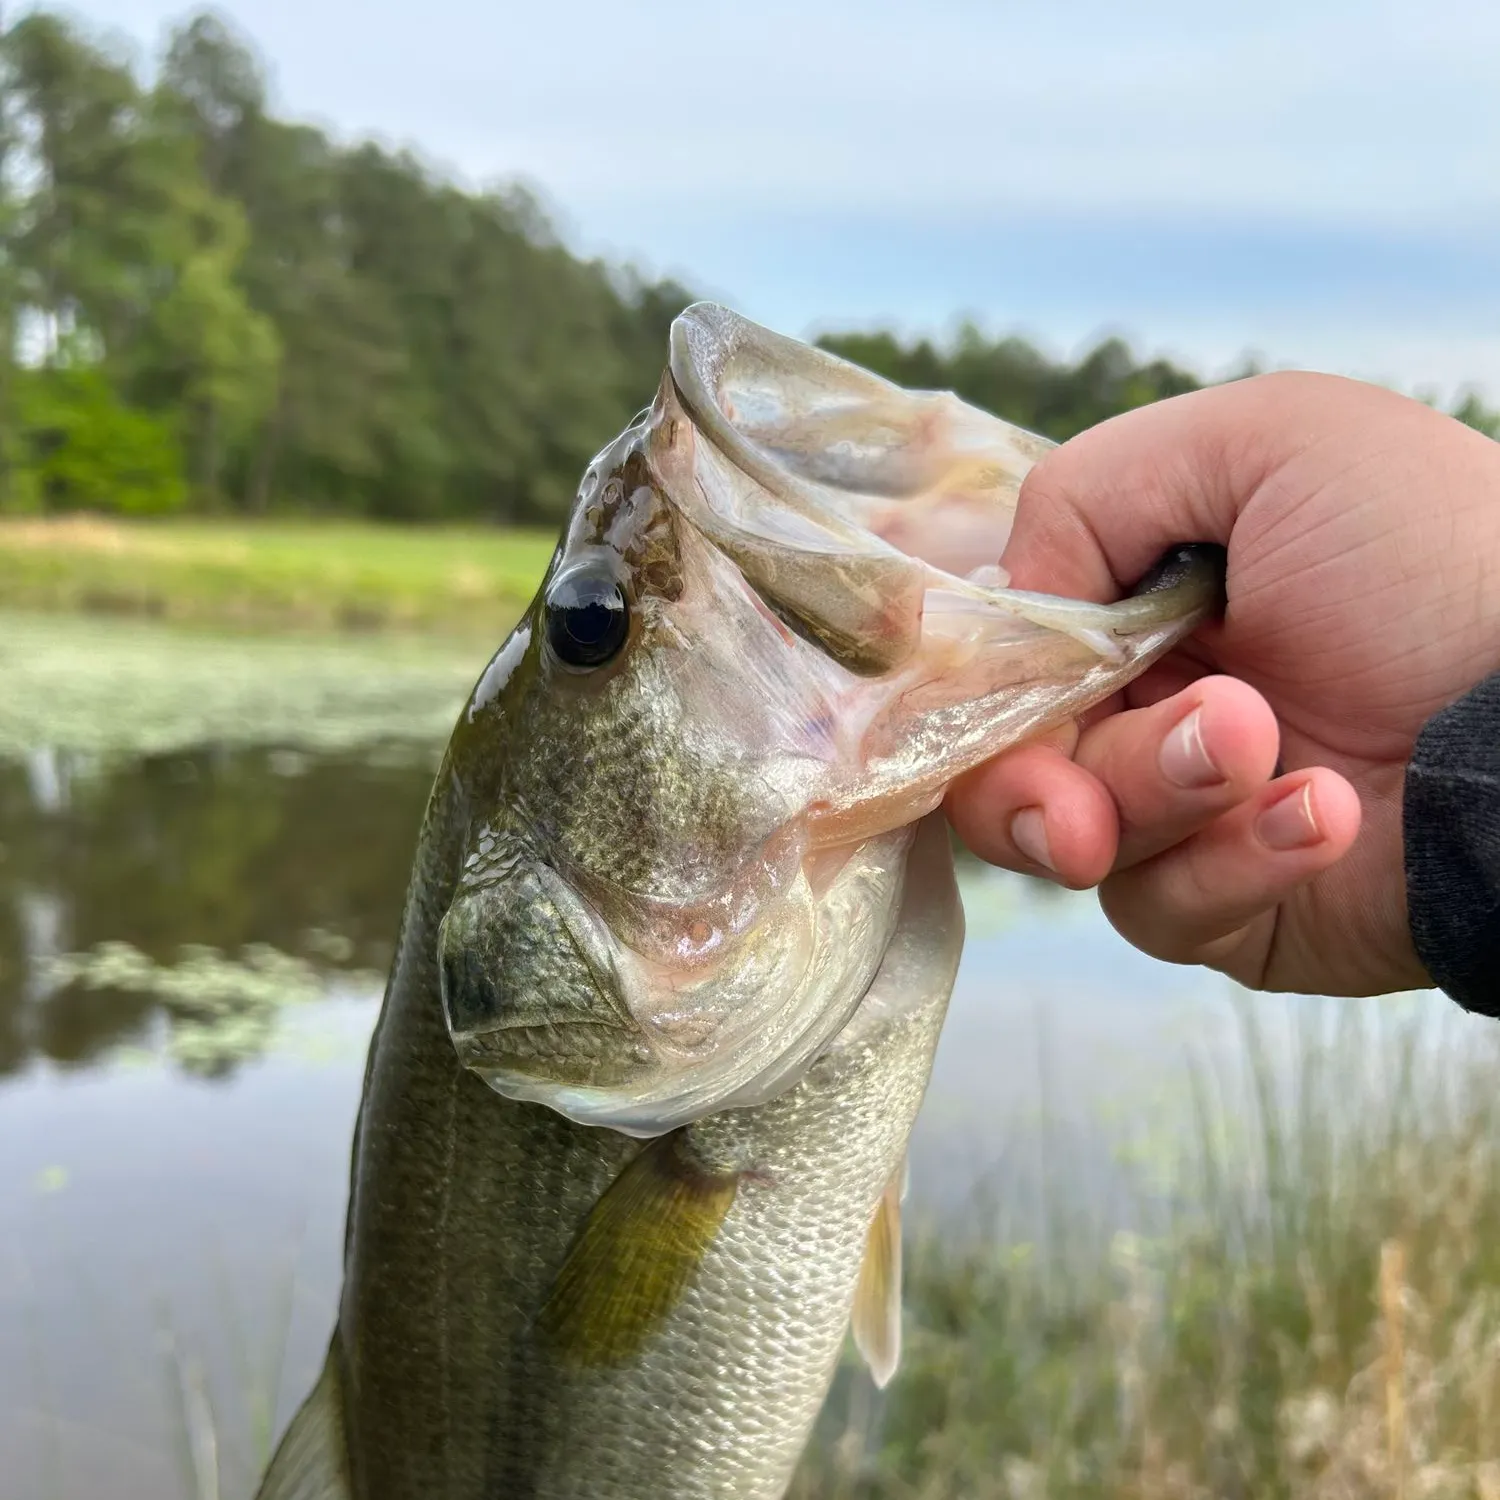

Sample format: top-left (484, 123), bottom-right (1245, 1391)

top-left (815, 327), bottom-right (1207, 444)
top-left (819, 328), bottom-right (1500, 448)
top-left (0, 8), bottom-right (1495, 523)
top-left (0, 8), bottom-right (691, 520)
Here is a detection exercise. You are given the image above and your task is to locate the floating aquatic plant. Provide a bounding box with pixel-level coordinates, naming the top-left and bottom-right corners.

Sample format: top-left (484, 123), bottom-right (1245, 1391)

top-left (39, 939), bottom-right (385, 1074)
top-left (0, 610), bottom-right (475, 763)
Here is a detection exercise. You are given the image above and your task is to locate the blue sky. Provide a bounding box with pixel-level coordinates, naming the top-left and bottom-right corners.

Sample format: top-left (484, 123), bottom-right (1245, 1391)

top-left (88, 0), bottom-right (1500, 398)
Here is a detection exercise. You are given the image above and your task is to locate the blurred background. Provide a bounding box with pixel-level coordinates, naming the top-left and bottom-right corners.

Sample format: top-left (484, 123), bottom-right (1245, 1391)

top-left (1, 4), bottom-right (1499, 1497)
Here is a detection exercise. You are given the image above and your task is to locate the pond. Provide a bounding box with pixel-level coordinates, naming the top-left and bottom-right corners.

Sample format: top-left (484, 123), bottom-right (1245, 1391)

top-left (0, 611), bottom-right (1464, 1499)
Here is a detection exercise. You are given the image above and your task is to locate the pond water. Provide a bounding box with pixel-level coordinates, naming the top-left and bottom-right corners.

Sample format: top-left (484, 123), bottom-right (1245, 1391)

top-left (0, 611), bottom-right (1467, 1499)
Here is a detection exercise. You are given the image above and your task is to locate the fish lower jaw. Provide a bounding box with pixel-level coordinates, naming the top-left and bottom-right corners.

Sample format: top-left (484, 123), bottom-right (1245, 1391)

top-left (452, 1019), bottom-right (640, 1083)
top-left (472, 1069), bottom-right (685, 1139)
top-left (452, 1018), bottom-right (753, 1138)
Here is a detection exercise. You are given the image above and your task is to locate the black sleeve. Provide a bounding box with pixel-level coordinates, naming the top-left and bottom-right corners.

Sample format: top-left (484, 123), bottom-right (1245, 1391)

top-left (1403, 671), bottom-right (1500, 1016)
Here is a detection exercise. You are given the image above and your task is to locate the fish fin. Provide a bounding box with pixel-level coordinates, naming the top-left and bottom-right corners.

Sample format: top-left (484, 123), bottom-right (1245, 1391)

top-left (539, 1130), bottom-right (739, 1368)
top-left (253, 1342), bottom-right (351, 1500)
top-left (852, 1160), bottom-right (905, 1389)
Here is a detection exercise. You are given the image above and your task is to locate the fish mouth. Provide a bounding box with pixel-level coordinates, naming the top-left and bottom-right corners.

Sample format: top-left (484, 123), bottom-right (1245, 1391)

top-left (438, 856), bottom-right (648, 1087)
top-left (464, 826), bottom-right (914, 1139)
top-left (451, 305), bottom-right (1227, 1137)
top-left (658, 308), bottom-right (1228, 842)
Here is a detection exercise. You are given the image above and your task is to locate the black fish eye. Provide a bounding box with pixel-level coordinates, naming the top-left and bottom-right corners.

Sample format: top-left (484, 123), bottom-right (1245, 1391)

top-left (545, 571), bottom-right (629, 669)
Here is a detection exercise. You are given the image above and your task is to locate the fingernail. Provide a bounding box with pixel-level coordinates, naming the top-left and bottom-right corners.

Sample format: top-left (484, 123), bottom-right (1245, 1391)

top-left (1011, 807), bottom-right (1055, 871)
top-left (1159, 706), bottom-right (1223, 789)
top-left (1256, 782), bottom-right (1322, 851)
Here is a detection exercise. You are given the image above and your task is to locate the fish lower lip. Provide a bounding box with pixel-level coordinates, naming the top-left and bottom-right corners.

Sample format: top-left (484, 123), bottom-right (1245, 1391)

top-left (453, 1014), bottom-right (629, 1036)
top-left (452, 1020), bottom-right (637, 1074)
top-left (454, 1019), bottom-right (629, 1048)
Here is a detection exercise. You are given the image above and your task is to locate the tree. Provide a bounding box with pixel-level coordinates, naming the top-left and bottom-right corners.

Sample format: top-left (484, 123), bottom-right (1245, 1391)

top-left (138, 191), bottom-right (280, 504)
top-left (4, 9), bottom-right (278, 506)
top-left (1453, 390), bottom-right (1500, 441)
top-left (16, 355), bottom-right (186, 513)
top-left (152, 11), bottom-right (691, 518)
top-left (2, 4), bottom-right (1489, 521)
top-left (816, 324), bottom-right (1204, 445)
top-left (159, 8), bottom-right (265, 195)
top-left (0, 8), bottom-right (21, 508)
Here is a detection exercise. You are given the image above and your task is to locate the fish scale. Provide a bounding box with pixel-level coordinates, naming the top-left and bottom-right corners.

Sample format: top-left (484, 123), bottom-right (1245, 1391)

top-left (507, 647), bottom-right (775, 900)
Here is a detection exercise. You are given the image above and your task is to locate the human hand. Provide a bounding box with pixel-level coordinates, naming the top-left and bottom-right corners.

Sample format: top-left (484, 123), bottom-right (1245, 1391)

top-left (946, 372), bottom-right (1500, 996)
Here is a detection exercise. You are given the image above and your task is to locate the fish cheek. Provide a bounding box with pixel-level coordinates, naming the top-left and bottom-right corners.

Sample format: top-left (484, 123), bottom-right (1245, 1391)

top-left (537, 1130), bottom-right (745, 1369)
top-left (436, 870), bottom-right (641, 1088)
top-left (437, 906), bottom-right (500, 1040)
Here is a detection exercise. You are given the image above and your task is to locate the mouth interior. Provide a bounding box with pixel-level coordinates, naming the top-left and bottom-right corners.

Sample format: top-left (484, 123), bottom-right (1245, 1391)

top-left (670, 303), bottom-right (1044, 591)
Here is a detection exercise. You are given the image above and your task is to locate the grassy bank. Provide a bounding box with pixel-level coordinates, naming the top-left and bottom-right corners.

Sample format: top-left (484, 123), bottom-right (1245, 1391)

top-left (0, 517), bottom-right (557, 637)
top-left (149, 996), bottom-right (1500, 1500)
top-left (791, 999), bottom-right (1500, 1500)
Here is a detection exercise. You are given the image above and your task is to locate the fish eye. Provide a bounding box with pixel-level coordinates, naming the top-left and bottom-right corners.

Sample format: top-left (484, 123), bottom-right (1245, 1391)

top-left (545, 571), bottom-right (630, 669)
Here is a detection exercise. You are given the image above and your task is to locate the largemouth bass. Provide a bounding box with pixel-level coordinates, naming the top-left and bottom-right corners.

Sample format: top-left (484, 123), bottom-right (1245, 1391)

top-left (257, 305), bottom-right (1223, 1500)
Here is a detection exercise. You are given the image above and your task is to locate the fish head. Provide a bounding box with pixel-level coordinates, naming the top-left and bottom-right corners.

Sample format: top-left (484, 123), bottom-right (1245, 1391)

top-left (437, 304), bottom-right (1225, 1137)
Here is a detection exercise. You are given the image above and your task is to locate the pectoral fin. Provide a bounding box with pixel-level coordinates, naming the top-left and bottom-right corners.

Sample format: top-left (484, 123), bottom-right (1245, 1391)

top-left (852, 1159), bottom-right (906, 1388)
top-left (252, 1341), bottom-right (351, 1500)
top-left (539, 1131), bottom-right (740, 1368)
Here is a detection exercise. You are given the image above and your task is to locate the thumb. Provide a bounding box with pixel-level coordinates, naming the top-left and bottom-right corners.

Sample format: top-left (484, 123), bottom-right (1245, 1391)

top-left (1001, 370), bottom-right (1351, 600)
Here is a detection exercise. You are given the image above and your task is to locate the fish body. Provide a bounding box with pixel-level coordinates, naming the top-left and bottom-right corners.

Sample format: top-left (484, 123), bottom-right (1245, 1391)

top-left (256, 306), bottom-right (1223, 1500)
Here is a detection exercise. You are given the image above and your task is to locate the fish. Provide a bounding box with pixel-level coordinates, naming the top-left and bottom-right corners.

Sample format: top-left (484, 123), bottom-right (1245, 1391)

top-left (255, 303), bottom-right (1224, 1500)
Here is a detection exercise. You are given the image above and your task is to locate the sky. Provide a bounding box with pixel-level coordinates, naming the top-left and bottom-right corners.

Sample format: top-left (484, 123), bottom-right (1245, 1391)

top-left (81, 0), bottom-right (1500, 399)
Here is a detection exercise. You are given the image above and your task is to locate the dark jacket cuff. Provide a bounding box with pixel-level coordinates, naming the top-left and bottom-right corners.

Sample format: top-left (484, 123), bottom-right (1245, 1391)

top-left (1403, 670), bottom-right (1500, 1015)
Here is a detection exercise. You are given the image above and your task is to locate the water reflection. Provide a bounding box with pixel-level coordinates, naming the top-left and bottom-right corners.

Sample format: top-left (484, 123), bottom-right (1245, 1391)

top-left (0, 669), bottom-right (1465, 1499)
top-left (0, 747), bottom-right (432, 1077)
top-left (0, 740), bottom-right (1077, 1082)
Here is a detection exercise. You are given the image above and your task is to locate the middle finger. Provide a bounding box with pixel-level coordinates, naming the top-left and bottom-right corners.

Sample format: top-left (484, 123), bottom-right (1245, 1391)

top-left (1072, 675), bottom-right (1281, 871)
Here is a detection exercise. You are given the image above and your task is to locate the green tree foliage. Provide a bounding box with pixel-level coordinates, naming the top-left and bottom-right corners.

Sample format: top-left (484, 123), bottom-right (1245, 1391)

top-left (4, 9), bottom-right (279, 509)
top-left (15, 357), bottom-right (186, 513)
top-left (0, 7), bottom-right (691, 519)
top-left (1452, 389), bottom-right (1500, 440)
top-left (0, 6), bottom-right (1493, 519)
top-left (816, 322), bottom-right (1205, 445)
top-left (0, 27), bottom-right (18, 510)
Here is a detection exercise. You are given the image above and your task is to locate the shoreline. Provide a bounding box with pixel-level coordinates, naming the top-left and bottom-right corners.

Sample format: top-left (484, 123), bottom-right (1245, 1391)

top-left (0, 516), bottom-right (555, 640)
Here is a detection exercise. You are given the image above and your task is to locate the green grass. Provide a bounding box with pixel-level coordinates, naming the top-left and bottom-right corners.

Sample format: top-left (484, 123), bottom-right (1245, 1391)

top-left (790, 996), bottom-right (1500, 1500)
top-left (0, 516), bottom-right (558, 637)
top-left (149, 994), bottom-right (1500, 1500)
